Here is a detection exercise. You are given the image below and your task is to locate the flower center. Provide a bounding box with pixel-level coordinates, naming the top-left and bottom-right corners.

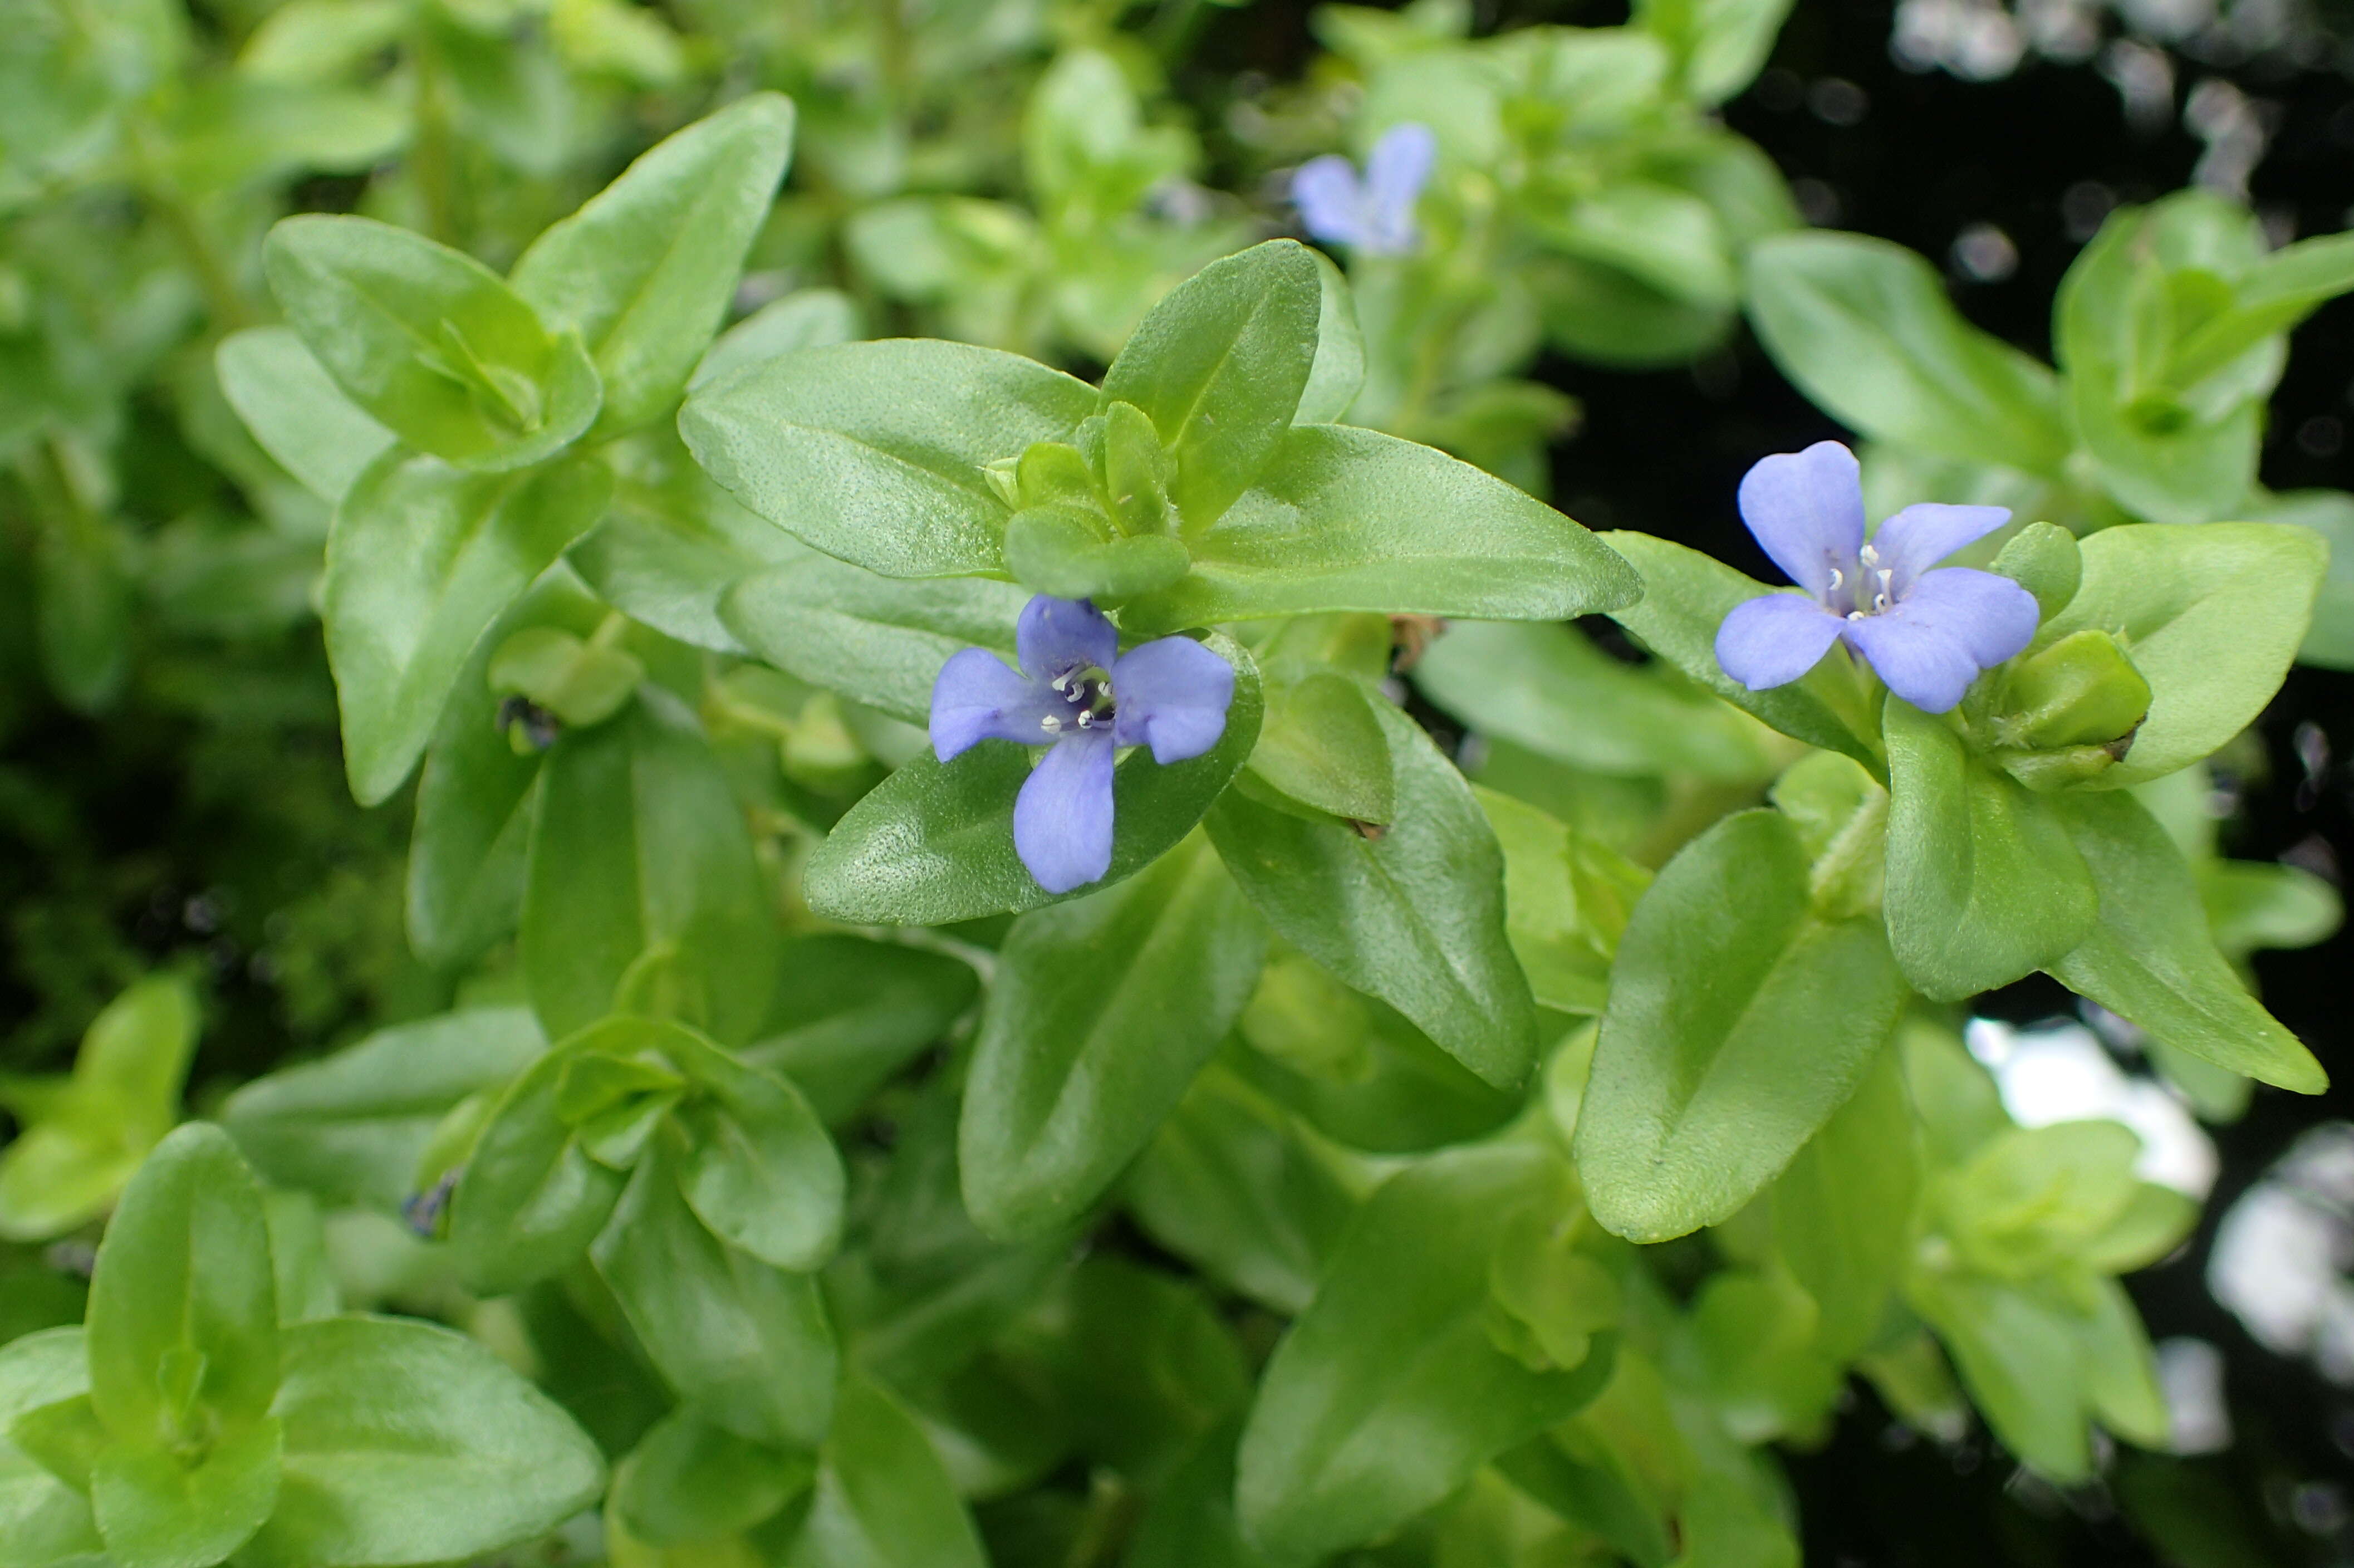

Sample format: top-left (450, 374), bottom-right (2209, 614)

top-left (1039, 664), bottom-right (1115, 734)
top-left (1835, 543), bottom-right (1897, 620)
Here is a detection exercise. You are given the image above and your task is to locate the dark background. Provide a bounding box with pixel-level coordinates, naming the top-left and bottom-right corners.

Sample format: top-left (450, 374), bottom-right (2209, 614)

top-left (1190, 1), bottom-right (2354, 1561)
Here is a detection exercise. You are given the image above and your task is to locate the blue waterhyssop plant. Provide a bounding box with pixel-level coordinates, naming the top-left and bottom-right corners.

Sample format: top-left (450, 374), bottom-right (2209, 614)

top-left (1291, 122), bottom-right (1438, 257)
top-left (1714, 440), bottom-right (2041, 712)
top-left (932, 595), bottom-right (1235, 893)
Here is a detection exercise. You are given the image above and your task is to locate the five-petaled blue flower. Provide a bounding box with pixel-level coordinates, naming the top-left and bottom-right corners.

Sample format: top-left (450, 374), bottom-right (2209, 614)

top-left (931, 596), bottom-right (1234, 894)
top-left (1714, 440), bottom-right (2040, 714)
top-left (1292, 122), bottom-right (1438, 256)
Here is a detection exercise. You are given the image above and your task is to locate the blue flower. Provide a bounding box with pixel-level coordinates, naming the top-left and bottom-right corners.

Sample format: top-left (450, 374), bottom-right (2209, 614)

top-left (1292, 122), bottom-right (1438, 256)
top-left (1714, 441), bottom-right (2039, 714)
top-left (931, 596), bottom-right (1235, 894)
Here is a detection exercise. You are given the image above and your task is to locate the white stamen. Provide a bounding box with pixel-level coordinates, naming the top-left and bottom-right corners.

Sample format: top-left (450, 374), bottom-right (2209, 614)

top-left (1860, 542), bottom-right (1881, 567)
top-left (1041, 715), bottom-right (1063, 732)
top-left (1828, 567), bottom-right (1845, 591)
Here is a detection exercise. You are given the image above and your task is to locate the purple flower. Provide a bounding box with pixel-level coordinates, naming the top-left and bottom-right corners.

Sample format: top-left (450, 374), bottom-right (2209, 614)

top-left (1292, 122), bottom-right (1438, 256)
top-left (1714, 441), bottom-right (2039, 715)
top-left (931, 595), bottom-right (1234, 894)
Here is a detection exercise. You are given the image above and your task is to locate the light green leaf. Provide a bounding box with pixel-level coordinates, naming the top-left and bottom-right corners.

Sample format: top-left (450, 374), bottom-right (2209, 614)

top-left (962, 834), bottom-right (1267, 1238)
top-left (325, 449), bottom-right (612, 806)
top-left (1575, 810), bottom-right (1909, 1242)
top-left (0, 1329), bottom-right (102, 1568)
top-left (1770, 1041), bottom-right (1917, 1360)
top-left (512, 94), bottom-right (796, 435)
top-left (1296, 251), bottom-right (1365, 425)
top-left (85, 1125), bottom-right (278, 1445)
top-left (447, 1037), bottom-right (629, 1295)
top-left (679, 339), bottom-right (1100, 578)
top-left (784, 1375), bottom-right (985, 1568)
top-left (723, 557), bottom-right (1029, 725)
top-left (1745, 231), bottom-right (2070, 474)
top-left (1122, 425), bottom-right (1639, 634)
top-left (803, 634), bottom-right (1261, 924)
top-left (744, 935), bottom-right (979, 1125)
top-left (612, 1405), bottom-right (812, 1547)
top-left (1417, 618), bottom-right (1773, 782)
top-left (1101, 240), bottom-right (1322, 532)
top-left (594, 1148), bottom-right (837, 1451)
top-left (263, 215), bottom-right (601, 471)
top-left (2049, 791), bottom-right (2324, 1092)
top-left (91, 1417), bottom-right (280, 1568)
top-left (241, 1316), bottom-right (605, 1568)
top-left (521, 690), bottom-right (778, 1045)
top-left (662, 1024), bottom-right (844, 1272)
top-left (690, 290), bottom-right (864, 391)
top-left (1236, 1146), bottom-right (1611, 1563)
top-left (213, 327), bottom-right (394, 503)
top-left (2032, 522), bottom-right (2324, 787)
top-left (1882, 697), bottom-right (2097, 999)
top-left (1209, 699), bottom-right (1537, 1088)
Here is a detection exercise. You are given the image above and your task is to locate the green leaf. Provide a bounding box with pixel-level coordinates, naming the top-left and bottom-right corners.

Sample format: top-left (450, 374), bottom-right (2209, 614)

top-left (744, 935), bottom-right (979, 1125)
top-left (1575, 810), bottom-right (1909, 1242)
top-left (1770, 1041), bottom-right (1918, 1360)
top-left (1209, 699), bottom-right (1537, 1088)
top-left (1417, 619), bottom-right (1774, 781)
top-left (326, 449), bottom-right (612, 806)
top-left (1637, 0), bottom-right (1797, 103)
top-left (213, 327), bottom-right (394, 503)
top-left (1882, 697), bottom-right (2097, 999)
top-left (679, 339), bottom-right (1100, 578)
top-left (223, 1007), bottom-right (546, 1211)
top-left (240, 1316), bottom-right (605, 1568)
top-left (2031, 522), bottom-right (2324, 787)
top-left (512, 94), bottom-right (795, 436)
top-left (613, 1406), bottom-right (812, 1547)
top-left (0, 974), bottom-right (199, 1243)
top-left (1100, 240), bottom-right (1322, 532)
top-left (1477, 789), bottom-right (1650, 1016)
top-left (1002, 503), bottom-right (1191, 602)
top-left (661, 1024), bottom-right (845, 1272)
top-left (962, 834), bottom-right (1267, 1238)
top-left (784, 1375), bottom-right (985, 1568)
top-left (406, 571), bottom-right (607, 964)
top-left (86, 1125), bottom-right (278, 1445)
top-left (803, 634), bottom-right (1262, 924)
top-left (1296, 251), bottom-right (1365, 425)
top-left (522, 690), bottom-right (778, 1045)
top-left (1245, 669), bottom-right (1397, 825)
top-left (723, 557), bottom-right (1029, 725)
top-left (1121, 425), bottom-right (1639, 635)
top-left (1124, 1066), bottom-right (1355, 1316)
top-left (2048, 791), bottom-right (2324, 1093)
top-left (1599, 531), bottom-right (1882, 767)
top-left (0, 1329), bottom-right (102, 1567)
top-left (263, 215), bottom-right (602, 470)
top-left (1745, 231), bottom-right (2070, 474)
top-left (593, 1146), bottom-right (837, 1450)
top-left (447, 1037), bottom-right (630, 1295)
top-left (690, 290), bottom-right (865, 391)
top-left (1235, 1146), bottom-right (1612, 1562)
top-left (1533, 182), bottom-right (1735, 308)
top-left (90, 1418), bottom-right (280, 1568)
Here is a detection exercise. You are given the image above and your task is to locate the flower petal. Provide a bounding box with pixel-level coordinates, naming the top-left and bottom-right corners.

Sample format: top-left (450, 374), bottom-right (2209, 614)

top-left (1364, 123), bottom-right (1436, 253)
top-left (1013, 730), bottom-right (1117, 894)
top-left (1017, 595), bottom-right (1117, 683)
top-left (1841, 615), bottom-right (1981, 714)
top-left (1737, 441), bottom-right (1866, 602)
top-left (1871, 503), bottom-right (2012, 595)
top-left (1292, 155), bottom-right (1369, 248)
top-left (931, 647), bottom-right (1056, 761)
top-left (1895, 567), bottom-right (2043, 668)
top-left (1715, 592), bottom-right (1847, 691)
top-left (1112, 636), bottom-right (1235, 763)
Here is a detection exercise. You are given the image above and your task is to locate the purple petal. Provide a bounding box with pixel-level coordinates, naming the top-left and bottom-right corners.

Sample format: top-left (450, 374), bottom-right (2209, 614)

top-left (1112, 636), bottom-right (1235, 763)
top-left (1840, 614), bottom-right (1982, 714)
top-left (1896, 567), bottom-right (2043, 668)
top-left (1737, 442), bottom-right (1866, 602)
top-left (1292, 155), bottom-right (1369, 248)
top-left (931, 647), bottom-right (1055, 761)
top-left (1014, 730), bottom-right (1117, 894)
top-left (1715, 593), bottom-right (1847, 691)
top-left (1871, 503), bottom-right (2012, 595)
top-left (1017, 595), bottom-right (1117, 683)
top-left (1364, 123), bottom-right (1436, 253)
